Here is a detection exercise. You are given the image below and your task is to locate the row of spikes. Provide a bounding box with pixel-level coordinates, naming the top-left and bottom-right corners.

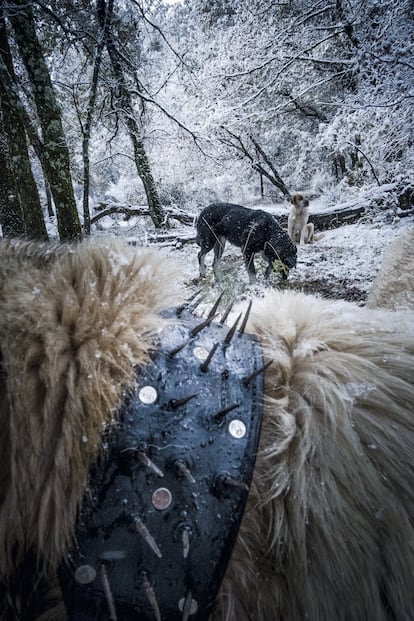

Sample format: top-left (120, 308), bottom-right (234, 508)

top-left (171, 293), bottom-right (273, 380)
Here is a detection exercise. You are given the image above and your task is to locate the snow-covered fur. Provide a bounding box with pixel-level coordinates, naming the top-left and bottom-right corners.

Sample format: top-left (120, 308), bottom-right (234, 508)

top-left (1, 237), bottom-right (414, 620)
top-left (367, 226), bottom-right (414, 310)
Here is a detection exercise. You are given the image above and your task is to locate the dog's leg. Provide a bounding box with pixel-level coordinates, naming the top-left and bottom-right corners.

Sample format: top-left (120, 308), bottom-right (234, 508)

top-left (198, 249), bottom-right (207, 278)
top-left (244, 252), bottom-right (256, 283)
top-left (304, 223), bottom-right (314, 244)
top-left (212, 237), bottom-right (226, 281)
top-left (198, 235), bottom-right (217, 278)
top-left (287, 218), bottom-right (295, 242)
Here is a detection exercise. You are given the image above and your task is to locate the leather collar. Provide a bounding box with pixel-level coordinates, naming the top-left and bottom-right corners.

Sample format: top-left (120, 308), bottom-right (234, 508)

top-left (60, 300), bottom-right (265, 620)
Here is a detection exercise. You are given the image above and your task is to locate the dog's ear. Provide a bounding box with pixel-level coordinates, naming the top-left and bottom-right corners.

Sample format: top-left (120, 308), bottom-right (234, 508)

top-left (290, 193), bottom-right (303, 206)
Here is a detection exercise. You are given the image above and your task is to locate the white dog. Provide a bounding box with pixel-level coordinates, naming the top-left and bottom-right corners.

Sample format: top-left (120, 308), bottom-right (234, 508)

top-left (288, 192), bottom-right (314, 244)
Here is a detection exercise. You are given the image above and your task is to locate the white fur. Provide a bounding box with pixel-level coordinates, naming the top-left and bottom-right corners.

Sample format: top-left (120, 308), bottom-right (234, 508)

top-left (288, 193), bottom-right (314, 244)
top-left (367, 227), bottom-right (414, 311)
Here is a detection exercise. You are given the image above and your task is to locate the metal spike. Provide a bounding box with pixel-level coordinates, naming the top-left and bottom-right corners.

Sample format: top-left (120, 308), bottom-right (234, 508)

top-left (182, 590), bottom-right (194, 621)
top-left (176, 291), bottom-right (202, 317)
top-left (220, 474), bottom-right (249, 492)
top-left (99, 564), bottom-right (118, 621)
top-left (134, 516), bottom-right (162, 558)
top-left (223, 313), bottom-right (242, 346)
top-left (142, 573), bottom-right (162, 621)
top-left (137, 451), bottom-right (164, 477)
top-left (220, 301), bottom-right (234, 324)
top-left (199, 342), bottom-right (220, 373)
top-left (181, 525), bottom-right (192, 559)
top-left (168, 394), bottom-right (197, 409)
top-left (238, 300), bottom-right (252, 335)
top-left (175, 460), bottom-right (195, 484)
top-left (242, 359), bottom-right (273, 386)
top-left (168, 339), bottom-right (191, 358)
top-left (190, 314), bottom-right (216, 337)
top-left (207, 292), bottom-right (224, 320)
top-left (212, 402), bottom-right (240, 422)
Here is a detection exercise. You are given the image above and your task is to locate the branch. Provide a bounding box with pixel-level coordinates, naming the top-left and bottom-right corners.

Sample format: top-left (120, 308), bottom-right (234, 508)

top-left (220, 128), bottom-right (290, 197)
top-left (345, 141), bottom-right (381, 186)
top-left (129, 0), bottom-right (191, 68)
top-left (249, 135), bottom-right (290, 197)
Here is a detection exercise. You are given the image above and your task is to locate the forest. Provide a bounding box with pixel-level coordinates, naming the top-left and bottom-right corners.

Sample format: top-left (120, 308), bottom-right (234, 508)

top-left (0, 0), bottom-right (413, 299)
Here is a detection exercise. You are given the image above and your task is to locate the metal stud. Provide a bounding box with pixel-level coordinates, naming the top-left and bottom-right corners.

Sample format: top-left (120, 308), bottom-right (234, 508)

top-left (74, 564), bottom-right (96, 585)
top-left (228, 419), bottom-right (247, 438)
top-left (99, 563), bottom-right (117, 621)
top-left (168, 339), bottom-right (191, 357)
top-left (176, 291), bottom-right (202, 317)
top-left (220, 301), bottom-right (234, 325)
top-left (181, 525), bottom-right (192, 559)
top-left (207, 292), bottom-right (224, 320)
top-left (218, 474), bottom-right (249, 492)
top-left (192, 345), bottom-right (209, 361)
top-left (134, 516), bottom-right (162, 558)
top-left (168, 394), bottom-right (197, 409)
top-left (238, 300), bottom-right (252, 335)
top-left (190, 314), bottom-right (215, 338)
top-left (179, 590), bottom-right (198, 620)
top-left (137, 451), bottom-right (164, 477)
top-left (223, 313), bottom-right (242, 346)
top-left (142, 573), bottom-right (161, 621)
top-left (138, 385), bottom-right (158, 404)
top-left (212, 402), bottom-right (240, 422)
top-left (199, 342), bottom-right (220, 373)
top-left (175, 459), bottom-right (195, 484)
top-left (152, 487), bottom-right (173, 511)
top-left (242, 359), bottom-right (273, 386)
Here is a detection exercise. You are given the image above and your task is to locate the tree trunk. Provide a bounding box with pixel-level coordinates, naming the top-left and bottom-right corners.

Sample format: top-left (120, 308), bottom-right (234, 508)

top-left (8, 0), bottom-right (82, 241)
top-left (0, 14), bottom-right (48, 239)
top-left (99, 0), bottom-right (165, 229)
top-left (0, 125), bottom-right (25, 237)
top-left (80, 0), bottom-right (114, 236)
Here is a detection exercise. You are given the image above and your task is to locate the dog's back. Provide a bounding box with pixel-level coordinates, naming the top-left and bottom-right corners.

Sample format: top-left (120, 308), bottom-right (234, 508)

top-left (197, 202), bottom-right (266, 248)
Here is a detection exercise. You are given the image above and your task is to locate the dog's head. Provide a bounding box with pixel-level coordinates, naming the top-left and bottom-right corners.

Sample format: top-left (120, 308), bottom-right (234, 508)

top-left (290, 193), bottom-right (309, 212)
top-left (265, 231), bottom-right (297, 279)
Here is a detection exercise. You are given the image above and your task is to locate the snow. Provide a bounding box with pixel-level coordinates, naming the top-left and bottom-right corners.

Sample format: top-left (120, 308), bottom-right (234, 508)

top-left (96, 197), bottom-right (413, 310)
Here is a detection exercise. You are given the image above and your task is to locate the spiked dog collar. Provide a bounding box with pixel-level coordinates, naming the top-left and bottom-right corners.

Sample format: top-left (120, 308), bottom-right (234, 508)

top-left (60, 299), bottom-right (265, 620)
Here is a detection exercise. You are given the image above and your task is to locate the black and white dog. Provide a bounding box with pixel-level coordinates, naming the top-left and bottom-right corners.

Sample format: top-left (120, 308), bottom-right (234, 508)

top-left (196, 202), bottom-right (297, 283)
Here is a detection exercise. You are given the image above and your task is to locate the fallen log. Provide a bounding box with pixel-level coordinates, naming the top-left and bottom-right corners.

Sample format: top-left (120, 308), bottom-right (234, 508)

top-left (276, 204), bottom-right (366, 231)
top-left (90, 205), bottom-right (196, 226)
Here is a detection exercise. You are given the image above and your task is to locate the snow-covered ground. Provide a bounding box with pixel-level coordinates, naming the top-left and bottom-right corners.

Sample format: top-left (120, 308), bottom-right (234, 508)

top-left (93, 196), bottom-right (413, 312)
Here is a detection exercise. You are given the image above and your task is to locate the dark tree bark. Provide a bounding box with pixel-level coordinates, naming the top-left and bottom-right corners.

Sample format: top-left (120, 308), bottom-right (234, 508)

top-left (0, 13), bottom-right (48, 239)
top-left (98, 0), bottom-right (165, 229)
top-left (7, 0), bottom-right (82, 241)
top-left (0, 124), bottom-right (25, 237)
